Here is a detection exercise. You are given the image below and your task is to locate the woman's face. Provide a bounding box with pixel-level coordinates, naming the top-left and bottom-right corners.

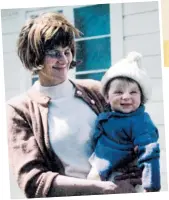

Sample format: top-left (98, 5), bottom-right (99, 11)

top-left (38, 46), bottom-right (73, 86)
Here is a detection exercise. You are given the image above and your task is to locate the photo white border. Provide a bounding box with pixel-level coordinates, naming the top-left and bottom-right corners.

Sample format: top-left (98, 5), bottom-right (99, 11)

top-left (0, 0), bottom-right (168, 199)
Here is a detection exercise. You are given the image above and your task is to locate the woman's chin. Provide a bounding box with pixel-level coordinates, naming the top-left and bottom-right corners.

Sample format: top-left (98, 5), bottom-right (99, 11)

top-left (52, 76), bottom-right (67, 85)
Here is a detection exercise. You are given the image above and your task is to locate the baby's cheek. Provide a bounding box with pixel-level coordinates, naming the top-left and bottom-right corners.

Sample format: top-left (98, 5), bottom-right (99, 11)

top-left (111, 99), bottom-right (119, 107)
top-left (112, 98), bottom-right (119, 104)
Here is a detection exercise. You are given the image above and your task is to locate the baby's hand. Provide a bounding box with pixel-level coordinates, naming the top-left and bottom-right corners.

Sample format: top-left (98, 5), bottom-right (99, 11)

top-left (134, 146), bottom-right (138, 153)
top-left (114, 166), bottom-right (142, 187)
top-left (87, 167), bottom-right (101, 181)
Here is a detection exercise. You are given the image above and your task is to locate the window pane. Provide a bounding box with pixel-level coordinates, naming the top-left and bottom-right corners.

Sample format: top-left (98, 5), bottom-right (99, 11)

top-left (76, 72), bottom-right (105, 81)
top-left (74, 4), bottom-right (110, 37)
top-left (76, 37), bottom-right (111, 72)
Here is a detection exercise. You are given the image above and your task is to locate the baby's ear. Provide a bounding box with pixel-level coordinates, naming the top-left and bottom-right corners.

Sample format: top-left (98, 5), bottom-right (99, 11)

top-left (104, 94), bottom-right (109, 103)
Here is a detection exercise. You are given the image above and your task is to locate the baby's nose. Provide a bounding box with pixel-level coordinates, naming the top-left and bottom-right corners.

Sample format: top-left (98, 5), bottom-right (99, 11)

top-left (122, 93), bottom-right (131, 99)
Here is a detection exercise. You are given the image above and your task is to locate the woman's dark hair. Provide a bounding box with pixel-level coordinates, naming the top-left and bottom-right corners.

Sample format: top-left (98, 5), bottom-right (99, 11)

top-left (105, 76), bottom-right (146, 104)
top-left (17, 12), bottom-right (81, 73)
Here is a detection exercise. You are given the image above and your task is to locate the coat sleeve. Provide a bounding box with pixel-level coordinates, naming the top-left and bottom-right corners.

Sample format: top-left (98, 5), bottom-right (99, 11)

top-left (7, 104), bottom-right (58, 198)
top-left (132, 113), bottom-right (161, 191)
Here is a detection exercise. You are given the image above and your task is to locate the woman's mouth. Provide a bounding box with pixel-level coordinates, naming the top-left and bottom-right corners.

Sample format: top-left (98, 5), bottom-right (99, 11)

top-left (52, 66), bottom-right (67, 70)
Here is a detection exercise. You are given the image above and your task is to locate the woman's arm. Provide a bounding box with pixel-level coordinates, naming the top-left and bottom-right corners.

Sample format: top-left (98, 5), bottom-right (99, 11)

top-left (7, 104), bottom-right (58, 198)
top-left (7, 104), bottom-right (136, 198)
top-left (49, 175), bottom-right (136, 196)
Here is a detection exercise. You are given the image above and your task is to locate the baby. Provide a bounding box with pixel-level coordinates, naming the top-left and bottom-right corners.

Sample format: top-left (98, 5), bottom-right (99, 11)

top-left (87, 52), bottom-right (161, 192)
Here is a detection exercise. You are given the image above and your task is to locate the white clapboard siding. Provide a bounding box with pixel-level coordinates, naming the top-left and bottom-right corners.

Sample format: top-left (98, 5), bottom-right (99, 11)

top-left (158, 125), bottom-right (166, 149)
top-left (160, 150), bottom-right (168, 191)
top-left (3, 51), bottom-right (31, 100)
top-left (142, 55), bottom-right (162, 78)
top-left (145, 102), bottom-right (164, 125)
top-left (123, 1), bottom-right (158, 15)
top-left (124, 33), bottom-right (161, 56)
top-left (150, 78), bottom-right (163, 102)
top-left (1, 10), bottom-right (25, 34)
top-left (160, 150), bottom-right (168, 173)
top-left (123, 11), bottom-right (159, 36)
top-left (4, 78), bottom-right (21, 94)
top-left (2, 33), bottom-right (18, 53)
top-left (3, 52), bottom-right (22, 68)
top-left (3, 53), bottom-right (23, 89)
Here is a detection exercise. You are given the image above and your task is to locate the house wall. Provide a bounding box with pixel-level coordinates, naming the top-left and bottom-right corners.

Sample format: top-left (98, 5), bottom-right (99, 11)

top-left (1, 1), bottom-right (167, 198)
top-left (122, 2), bottom-right (167, 191)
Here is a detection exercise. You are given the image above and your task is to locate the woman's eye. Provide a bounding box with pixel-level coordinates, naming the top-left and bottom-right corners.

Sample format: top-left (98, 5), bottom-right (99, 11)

top-left (54, 51), bottom-right (61, 57)
top-left (65, 51), bottom-right (70, 56)
top-left (46, 50), bottom-right (71, 58)
top-left (46, 51), bottom-right (60, 57)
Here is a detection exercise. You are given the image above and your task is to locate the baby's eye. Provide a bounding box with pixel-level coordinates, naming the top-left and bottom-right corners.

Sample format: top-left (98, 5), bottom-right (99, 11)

top-left (130, 91), bottom-right (137, 94)
top-left (114, 91), bottom-right (123, 94)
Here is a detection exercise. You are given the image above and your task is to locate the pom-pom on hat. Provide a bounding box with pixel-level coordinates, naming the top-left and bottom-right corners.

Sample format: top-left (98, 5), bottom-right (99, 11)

top-left (101, 51), bottom-right (152, 103)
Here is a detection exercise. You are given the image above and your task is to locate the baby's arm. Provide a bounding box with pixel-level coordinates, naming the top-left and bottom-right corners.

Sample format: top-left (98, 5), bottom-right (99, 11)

top-left (88, 116), bottom-right (103, 181)
top-left (88, 114), bottom-right (110, 181)
top-left (132, 113), bottom-right (161, 191)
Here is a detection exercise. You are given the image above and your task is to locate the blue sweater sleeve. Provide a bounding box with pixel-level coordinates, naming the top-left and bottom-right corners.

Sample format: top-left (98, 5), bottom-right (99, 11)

top-left (132, 113), bottom-right (161, 191)
top-left (91, 114), bottom-right (105, 148)
top-left (93, 117), bottom-right (102, 139)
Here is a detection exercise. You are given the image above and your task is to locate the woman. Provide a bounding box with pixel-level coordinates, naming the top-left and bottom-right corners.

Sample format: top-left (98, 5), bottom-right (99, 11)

top-left (7, 12), bottom-right (141, 198)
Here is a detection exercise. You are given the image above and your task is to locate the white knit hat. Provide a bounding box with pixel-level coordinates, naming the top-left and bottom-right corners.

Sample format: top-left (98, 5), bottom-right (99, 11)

top-left (101, 51), bottom-right (152, 103)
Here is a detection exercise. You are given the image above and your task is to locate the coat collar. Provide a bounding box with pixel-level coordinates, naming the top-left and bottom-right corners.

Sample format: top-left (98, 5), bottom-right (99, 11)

top-left (27, 79), bottom-right (94, 106)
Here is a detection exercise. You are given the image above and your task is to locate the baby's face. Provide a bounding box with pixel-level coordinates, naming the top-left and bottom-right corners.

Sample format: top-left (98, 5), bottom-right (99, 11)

top-left (106, 79), bottom-right (141, 113)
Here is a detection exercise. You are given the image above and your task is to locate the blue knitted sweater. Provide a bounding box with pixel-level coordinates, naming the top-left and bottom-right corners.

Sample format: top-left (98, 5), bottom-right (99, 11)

top-left (90, 105), bottom-right (160, 191)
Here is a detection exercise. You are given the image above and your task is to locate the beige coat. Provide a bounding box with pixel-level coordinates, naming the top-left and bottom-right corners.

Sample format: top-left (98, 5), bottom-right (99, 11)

top-left (7, 79), bottom-right (106, 198)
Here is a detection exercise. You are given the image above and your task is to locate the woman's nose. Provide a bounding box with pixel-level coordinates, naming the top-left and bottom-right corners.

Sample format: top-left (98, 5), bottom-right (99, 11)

top-left (57, 54), bottom-right (68, 64)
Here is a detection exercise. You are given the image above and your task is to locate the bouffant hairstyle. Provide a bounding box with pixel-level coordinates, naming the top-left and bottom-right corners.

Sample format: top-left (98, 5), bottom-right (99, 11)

top-left (17, 12), bottom-right (81, 73)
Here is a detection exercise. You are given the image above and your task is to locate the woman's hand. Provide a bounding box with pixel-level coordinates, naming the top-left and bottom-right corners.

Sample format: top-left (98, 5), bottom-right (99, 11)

top-left (99, 180), bottom-right (136, 194)
top-left (113, 166), bottom-right (142, 187)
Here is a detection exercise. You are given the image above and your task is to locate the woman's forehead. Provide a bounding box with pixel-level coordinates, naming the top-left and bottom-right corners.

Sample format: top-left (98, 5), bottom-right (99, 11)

top-left (46, 45), bottom-right (70, 51)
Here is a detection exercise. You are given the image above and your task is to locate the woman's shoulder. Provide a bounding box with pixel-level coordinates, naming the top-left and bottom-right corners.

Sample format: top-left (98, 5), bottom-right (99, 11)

top-left (7, 84), bottom-right (50, 109)
top-left (6, 93), bottom-right (32, 122)
top-left (73, 79), bottom-right (102, 92)
top-left (6, 92), bottom-right (30, 109)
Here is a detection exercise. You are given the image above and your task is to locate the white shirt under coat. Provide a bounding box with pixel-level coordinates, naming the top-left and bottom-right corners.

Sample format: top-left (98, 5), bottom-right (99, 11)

top-left (33, 79), bottom-right (97, 178)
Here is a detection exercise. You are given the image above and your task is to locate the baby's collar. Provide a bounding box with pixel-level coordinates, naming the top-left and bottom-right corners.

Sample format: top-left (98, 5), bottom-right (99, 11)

top-left (99, 105), bottom-right (145, 120)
